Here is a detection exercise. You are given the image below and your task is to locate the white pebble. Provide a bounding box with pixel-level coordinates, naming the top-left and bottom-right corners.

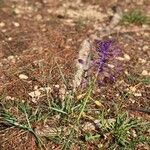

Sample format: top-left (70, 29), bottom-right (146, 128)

top-left (142, 70), bottom-right (148, 76)
top-left (28, 90), bottom-right (41, 97)
top-left (142, 24), bottom-right (149, 29)
top-left (7, 55), bottom-right (15, 60)
top-left (2, 29), bottom-right (6, 32)
top-left (35, 14), bottom-right (42, 21)
top-left (124, 54), bottom-right (130, 61)
top-left (54, 84), bottom-right (60, 88)
top-left (138, 58), bottom-right (146, 64)
top-left (34, 85), bottom-right (38, 90)
top-left (14, 8), bottom-right (20, 14)
top-left (13, 22), bottom-right (20, 27)
top-left (116, 56), bottom-right (124, 61)
top-left (134, 93), bottom-right (142, 97)
top-left (8, 37), bottom-right (12, 41)
top-left (130, 99), bottom-right (135, 104)
top-left (143, 45), bottom-right (149, 51)
top-left (107, 64), bottom-right (115, 68)
top-left (39, 87), bottom-right (52, 92)
top-left (19, 74), bottom-right (28, 80)
top-left (130, 86), bottom-right (136, 92)
top-left (82, 122), bottom-right (95, 131)
top-left (0, 22), bottom-right (5, 27)
top-left (7, 55), bottom-right (16, 63)
top-left (5, 96), bottom-right (15, 100)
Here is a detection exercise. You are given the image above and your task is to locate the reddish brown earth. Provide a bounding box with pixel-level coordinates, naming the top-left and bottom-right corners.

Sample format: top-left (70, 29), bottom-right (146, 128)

top-left (0, 0), bottom-right (149, 149)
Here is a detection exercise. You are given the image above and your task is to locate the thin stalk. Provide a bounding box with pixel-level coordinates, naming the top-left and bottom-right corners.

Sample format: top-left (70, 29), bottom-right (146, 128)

top-left (63, 84), bottom-right (93, 150)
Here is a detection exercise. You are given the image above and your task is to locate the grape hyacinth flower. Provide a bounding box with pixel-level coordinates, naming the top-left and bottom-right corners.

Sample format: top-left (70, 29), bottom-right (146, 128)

top-left (92, 39), bottom-right (124, 85)
top-left (74, 38), bottom-right (124, 90)
top-left (96, 40), bottom-right (113, 72)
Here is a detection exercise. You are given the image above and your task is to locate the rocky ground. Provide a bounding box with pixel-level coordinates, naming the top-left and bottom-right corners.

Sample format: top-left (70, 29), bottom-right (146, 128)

top-left (0, 0), bottom-right (149, 149)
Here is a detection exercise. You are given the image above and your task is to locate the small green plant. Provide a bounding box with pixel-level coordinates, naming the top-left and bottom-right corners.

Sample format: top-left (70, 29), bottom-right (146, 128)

top-left (75, 18), bottom-right (87, 32)
top-left (110, 113), bottom-right (139, 146)
top-left (122, 10), bottom-right (150, 25)
top-left (85, 133), bottom-right (100, 141)
top-left (62, 82), bottom-right (94, 150)
top-left (127, 74), bottom-right (150, 85)
top-left (0, 102), bottom-right (45, 148)
top-left (99, 112), bottom-right (149, 149)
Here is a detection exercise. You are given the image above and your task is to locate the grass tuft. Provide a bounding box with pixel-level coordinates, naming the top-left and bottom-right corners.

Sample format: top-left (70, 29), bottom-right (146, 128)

top-left (98, 111), bottom-right (149, 149)
top-left (0, 102), bottom-right (46, 148)
top-left (122, 10), bottom-right (150, 25)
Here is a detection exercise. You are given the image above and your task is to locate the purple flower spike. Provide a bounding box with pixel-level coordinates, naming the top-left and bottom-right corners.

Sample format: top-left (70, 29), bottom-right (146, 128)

top-left (93, 39), bottom-right (124, 85)
top-left (95, 40), bottom-right (114, 72)
top-left (79, 39), bottom-right (124, 88)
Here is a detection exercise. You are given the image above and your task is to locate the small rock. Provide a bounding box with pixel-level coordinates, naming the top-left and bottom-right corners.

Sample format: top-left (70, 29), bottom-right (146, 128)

top-left (141, 70), bottom-right (148, 76)
top-left (108, 118), bottom-right (115, 124)
top-left (130, 86), bottom-right (136, 92)
top-left (124, 54), bottom-right (130, 61)
top-left (138, 58), bottom-right (146, 64)
top-left (107, 64), bottom-right (115, 68)
top-left (39, 86), bottom-right (52, 93)
top-left (8, 55), bottom-right (16, 63)
top-left (14, 8), bottom-right (20, 14)
top-left (82, 122), bottom-right (95, 132)
top-left (132, 130), bottom-right (137, 137)
top-left (130, 99), bottom-right (135, 103)
top-left (8, 37), bottom-right (12, 41)
top-left (0, 22), bottom-right (5, 27)
top-left (28, 6), bottom-right (34, 12)
top-left (124, 9), bottom-right (128, 12)
top-left (59, 86), bottom-right (66, 100)
top-left (136, 0), bottom-right (144, 5)
top-left (19, 74), bottom-right (28, 80)
top-left (2, 29), bottom-right (6, 33)
top-left (94, 120), bottom-right (100, 126)
top-left (41, 28), bottom-right (46, 32)
top-left (142, 24), bottom-right (149, 29)
top-left (7, 55), bottom-right (15, 60)
top-left (134, 93), bottom-right (142, 97)
top-left (47, 9), bottom-right (52, 13)
top-left (34, 85), bottom-right (38, 90)
top-left (13, 22), bottom-right (20, 27)
top-left (54, 84), bottom-right (60, 88)
top-left (94, 100), bottom-right (102, 107)
top-left (28, 90), bottom-right (41, 98)
top-left (116, 56), bottom-right (124, 61)
top-left (143, 45), bottom-right (149, 51)
top-left (98, 144), bottom-right (104, 148)
top-left (35, 14), bottom-right (42, 21)
top-left (5, 96), bottom-right (15, 100)
top-left (143, 32), bottom-right (149, 38)
top-left (124, 70), bottom-right (129, 75)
